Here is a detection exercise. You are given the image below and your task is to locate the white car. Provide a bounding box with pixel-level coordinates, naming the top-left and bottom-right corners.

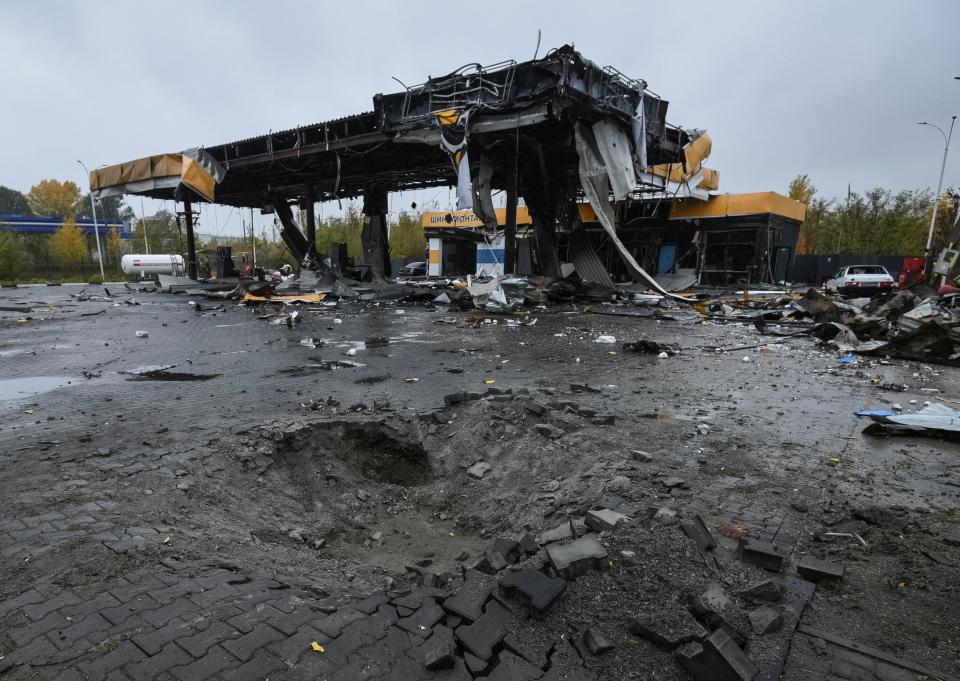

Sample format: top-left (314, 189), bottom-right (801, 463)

top-left (826, 265), bottom-right (897, 296)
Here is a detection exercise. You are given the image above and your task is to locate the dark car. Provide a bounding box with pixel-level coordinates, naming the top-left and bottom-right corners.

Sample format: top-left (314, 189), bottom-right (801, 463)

top-left (399, 261), bottom-right (427, 276)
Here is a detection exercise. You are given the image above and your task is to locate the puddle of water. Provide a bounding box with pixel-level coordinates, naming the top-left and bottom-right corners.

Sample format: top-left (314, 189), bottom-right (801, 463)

top-left (0, 376), bottom-right (74, 400)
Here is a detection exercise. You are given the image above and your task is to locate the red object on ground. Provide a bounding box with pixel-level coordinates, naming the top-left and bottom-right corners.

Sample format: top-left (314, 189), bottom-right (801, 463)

top-left (938, 284), bottom-right (960, 295)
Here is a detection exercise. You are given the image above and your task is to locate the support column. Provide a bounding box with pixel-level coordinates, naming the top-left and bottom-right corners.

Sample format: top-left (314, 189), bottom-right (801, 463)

top-left (361, 185), bottom-right (391, 281)
top-left (504, 160), bottom-right (518, 274)
top-left (304, 184), bottom-right (317, 254)
top-left (184, 197), bottom-right (198, 280)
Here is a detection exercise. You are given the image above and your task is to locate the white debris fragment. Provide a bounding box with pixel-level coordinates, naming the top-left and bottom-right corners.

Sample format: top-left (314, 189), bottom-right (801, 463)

top-left (742, 355), bottom-right (752, 363)
top-left (135, 330), bottom-right (149, 338)
top-left (657, 351), bottom-right (669, 359)
top-left (595, 335), bottom-right (616, 344)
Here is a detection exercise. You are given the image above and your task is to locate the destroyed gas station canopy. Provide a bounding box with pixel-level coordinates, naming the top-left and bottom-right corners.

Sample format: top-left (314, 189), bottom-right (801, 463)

top-left (91, 45), bottom-right (719, 288)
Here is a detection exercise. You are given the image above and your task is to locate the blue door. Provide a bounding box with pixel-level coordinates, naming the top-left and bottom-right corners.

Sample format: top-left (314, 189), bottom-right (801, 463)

top-left (658, 245), bottom-right (677, 274)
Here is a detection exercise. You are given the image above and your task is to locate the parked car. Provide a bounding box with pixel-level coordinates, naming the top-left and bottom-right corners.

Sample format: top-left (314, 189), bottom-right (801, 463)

top-left (825, 265), bottom-right (897, 296)
top-left (399, 261), bottom-right (427, 276)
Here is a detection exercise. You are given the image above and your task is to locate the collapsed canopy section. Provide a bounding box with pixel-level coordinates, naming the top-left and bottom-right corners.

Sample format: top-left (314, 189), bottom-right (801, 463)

top-left (90, 148), bottom-right (226, 203)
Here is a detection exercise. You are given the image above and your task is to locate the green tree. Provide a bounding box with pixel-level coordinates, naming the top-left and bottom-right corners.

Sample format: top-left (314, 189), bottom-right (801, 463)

top-left (77, 194), bottom-right (134, 221)
top-left (389, 211), bottom-right (426, 261)
top-left (134, 209), bottom-right (182, 254)
top-left (789, 175), bottom-right (818, 254)
top-left (314, 204), bottom-right (363, 259)
top-left (27, 179), bottom-right (81, 218)
top-left (0, 186), bottom-right (32, 215)
top-left (0, 231), bottom-right (28, 281)
top-left (50, 219), bottom-right (87, 272)
top-left (106, 226), bottom-right (124, 270)
top-left (787, 174), bottom-right (817, 205)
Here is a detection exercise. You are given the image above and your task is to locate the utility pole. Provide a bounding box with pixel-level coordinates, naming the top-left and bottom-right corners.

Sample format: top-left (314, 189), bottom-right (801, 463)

top-left (139, 196), bottom-right (150, 254)
top-left (76, 160), bottom-right (106, 280)
top-left (917, 115), bottom-right (956, 279)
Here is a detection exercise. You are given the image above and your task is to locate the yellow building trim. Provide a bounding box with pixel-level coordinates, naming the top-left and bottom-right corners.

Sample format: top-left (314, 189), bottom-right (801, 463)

top-left (670, 192), bottom-right (806, 222)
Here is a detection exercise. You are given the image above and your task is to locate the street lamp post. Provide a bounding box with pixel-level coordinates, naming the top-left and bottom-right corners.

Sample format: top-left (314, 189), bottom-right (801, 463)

top-left (917, 116), bottom-right (956, 278)
top-left (76, 159), bottom-right (106, 280)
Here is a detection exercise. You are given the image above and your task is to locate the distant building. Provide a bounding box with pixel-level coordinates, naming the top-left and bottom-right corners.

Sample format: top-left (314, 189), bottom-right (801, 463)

top-left (0, 214), bottom-right (133, 262)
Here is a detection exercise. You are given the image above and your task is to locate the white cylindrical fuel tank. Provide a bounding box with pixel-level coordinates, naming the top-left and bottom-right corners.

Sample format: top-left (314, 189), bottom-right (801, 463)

top-left (121, 254), bottom-right (185, 275)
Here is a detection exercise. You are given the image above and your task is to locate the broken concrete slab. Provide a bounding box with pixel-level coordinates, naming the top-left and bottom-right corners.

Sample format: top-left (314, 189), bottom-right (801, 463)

top-left (797, 556), bottom-right (845, 583)
top-left (498, 568), bottom-right (566, 612)
top-left (538, 521), bottom-right (575, 545)
top-left (739, 538), bottom-right (786, 572)
top-left (748, 607), bottom-right (783, 635)
top-left (546, 534), bottom-right (608, 580)
top-left (629, 608), bottom-right (708, 650)
top-left (584, 508), bottom-right (629, 532)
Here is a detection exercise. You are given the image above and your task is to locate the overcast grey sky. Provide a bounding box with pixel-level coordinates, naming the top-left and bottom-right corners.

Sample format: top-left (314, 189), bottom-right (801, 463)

top-left (1, 0), bottom-right (958, 237)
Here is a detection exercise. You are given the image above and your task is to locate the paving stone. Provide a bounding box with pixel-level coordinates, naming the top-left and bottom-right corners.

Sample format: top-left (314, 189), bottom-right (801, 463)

top-left (738, 578), bottom-right (785, 603)
top-left (455, 600), bottom-right (509, 660)
top-left (502, 629), bottom-right (553, 669)
top-left (537, 522), bottom-right (574, 545)
top-left (221, 623), bottom-right (285, 662)
top-left (143, 598), bottom-right (200, 628)
top-left (22, 591), bottom-right (81, 621)
top-left (267, 625), bottom-right (331, 666)
top-left (175, 620), bottom-right (241, 658)
top-left (352, 590), bottom-right (391, 615)
top-left (267, 604), bottom-right (322, 636)
top-left (583, 628), bottom-right (615, 655)
top-left (875, 661), bottom-right (923, 681)
top-left (584, 508), bottom-right (629, 533)
top-left (225, 648), bottom-right (286, 681)
top-left (498, 568), bottom-right (566, 612)
top-left (420, 624), bottom-right (456, 669)
top-left (675, 628), bottom-right (757, 681)
top-left (739, 538), bottom-right (786, 572)
top-left (545, 534), bottom-right (608, 580)
top-left (443, 569), bottom-right (495, 622)
top-left (493, 538), bottom-right (523, 564)
top-left (519, 533), bottom-right (539, 555)
top-left (225, 603), bottom-right (286, 634)
top-left (0, 589), bottom-right (44, 618)
top-left (315, 605), bottom-right (366, 638)
top-left (124, 642), bottom-right (193, 680)
top-left (169, 644), bottom-right (241, 681)
top-left (464, 651), bottom-right (489, 675)
top-left (77, 640), bottom-right (147, 680)
top-left (187, 583), bottom-right (237, 608)
top-left (629, 608), bottom-right (708, 651)
top-left (681, 515), bottom-right (717, 552)
top-left (132, 617), bottom-right (193, 656)
top-left (797, 556), bottom-right (845, 583)
top-left (102, 593), bottom-right (159, 625)
top-left (343, 626), bottom-right (411, 680)
top-left (483, 649), bottom-right (543, 681)
top-left (397, 597), bottom-right (445, 638)
top-left (468, 462), bottom-right (492, 479)
top-left (444, 391), bottom-right (483, 405)
top-left (748, 607), bottom-right (783, 635)
top-left (48, 612), bottom-right (112, 649)
top-left (540, 639), bottom-right (595, 681)
top-left (535, 423), bottom-right (564, 439)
